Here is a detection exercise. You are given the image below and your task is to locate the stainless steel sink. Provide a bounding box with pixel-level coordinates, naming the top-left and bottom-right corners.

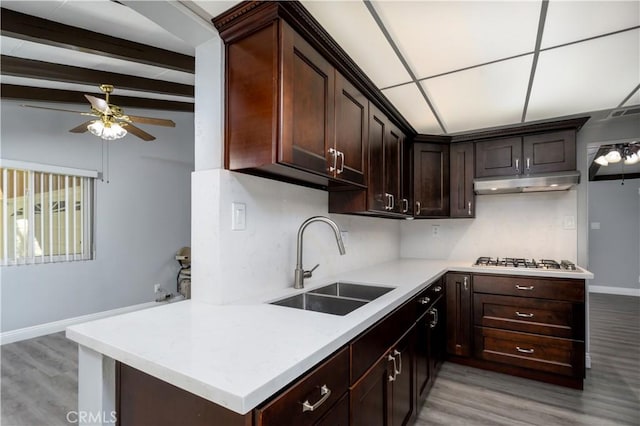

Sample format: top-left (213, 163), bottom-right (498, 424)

top-left (270, 282), bottom-right (395, 316)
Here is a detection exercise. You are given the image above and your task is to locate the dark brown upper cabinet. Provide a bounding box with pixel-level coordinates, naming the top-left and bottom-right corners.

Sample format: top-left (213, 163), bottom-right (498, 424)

top-left (413, 143), bottom-right (449, 218)
top-left (450, 142), bottom-right (475, 218)
top-left (222, 18), bottom-right (368, 188)
top-left (214, 1), bottom-right (414, 191)
top-left (329, 104), bottom-right (408, 218)
top-left (475, 130), bottom-right (576, 178)
top-left (335, 73), bottom-right (368, 186)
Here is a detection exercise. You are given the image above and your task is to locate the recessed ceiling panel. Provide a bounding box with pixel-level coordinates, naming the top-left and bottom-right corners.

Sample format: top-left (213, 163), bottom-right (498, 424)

top-left (381, 83), bottom-right (441, 134)
top-left (2, 0), bottom-right (194, 55)
top-left (421, 55), bottom-right (533, 134)
top-left (542, 1), bottom-right (640, 48)
top-left (373, 1), bottom-right (540, 79)
top-left (301, 0), bottom-right (411, 88)
top-left (527, 30), bottom-right (640, 122)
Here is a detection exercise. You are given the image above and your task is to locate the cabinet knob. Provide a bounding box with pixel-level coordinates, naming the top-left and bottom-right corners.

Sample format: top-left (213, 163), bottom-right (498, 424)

top-left (418, 296), bottom-right (431, 305)
top-left (387, 353), bottom-right (398, 382)
top-left (416, 201), bottom-right (421, 214)
top-left (402, 198), bottom-right (409, 213)
top-left (433, 285), bottom-right (442, 293)
top-left (463, 276), bottom-right (469, 290)
top-left (468, 201), bottom-right (472, 215)
top-left (515, 158), bottom-right (519, 173)
top-left (526, 157), bottom-right (530, 171)
top-left (337, 151), bottom-right (345, 174)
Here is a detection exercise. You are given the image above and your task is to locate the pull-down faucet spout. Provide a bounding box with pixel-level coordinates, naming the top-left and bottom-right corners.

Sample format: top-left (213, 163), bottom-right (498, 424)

top-left (294, 216), bottom-right (346, 289)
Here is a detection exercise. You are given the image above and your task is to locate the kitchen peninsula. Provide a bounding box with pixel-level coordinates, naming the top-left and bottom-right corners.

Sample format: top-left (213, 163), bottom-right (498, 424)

top-left (66, 259), bottom-right (592, 425)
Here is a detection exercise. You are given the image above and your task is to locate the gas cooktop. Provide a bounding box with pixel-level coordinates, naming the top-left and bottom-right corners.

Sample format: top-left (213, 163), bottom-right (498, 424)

top-left (473, 257), bottom-right (578, 271)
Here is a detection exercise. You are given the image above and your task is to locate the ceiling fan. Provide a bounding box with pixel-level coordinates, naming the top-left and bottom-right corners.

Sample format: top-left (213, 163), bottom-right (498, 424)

top-left (21, 84), bottom-right (176, 141)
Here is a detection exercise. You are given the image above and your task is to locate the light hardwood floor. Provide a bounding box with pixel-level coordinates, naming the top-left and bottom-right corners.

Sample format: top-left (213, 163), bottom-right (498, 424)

top-left (1, 293), bottom-right (638, 426)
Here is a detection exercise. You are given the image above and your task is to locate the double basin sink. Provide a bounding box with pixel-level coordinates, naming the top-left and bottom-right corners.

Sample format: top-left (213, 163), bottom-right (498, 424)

top-left (270, 282), bottom-right (395, 316)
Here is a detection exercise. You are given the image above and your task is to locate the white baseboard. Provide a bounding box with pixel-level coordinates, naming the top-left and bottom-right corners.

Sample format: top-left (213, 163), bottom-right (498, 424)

top-left (588, 286), bottom-right (640, 297)
top-left (1, 301), bottom-right (157, 345)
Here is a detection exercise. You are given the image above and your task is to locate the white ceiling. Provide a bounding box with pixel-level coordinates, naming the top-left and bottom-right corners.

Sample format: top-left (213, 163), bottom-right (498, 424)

top-left (1, 0), bottom-right (638, 138)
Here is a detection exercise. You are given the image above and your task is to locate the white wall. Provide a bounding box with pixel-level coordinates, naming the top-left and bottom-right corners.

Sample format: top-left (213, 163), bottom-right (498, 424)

top-left (588, 178), bottom-right (640, 290)
top-left (400, 190), bottom-right (578, 261)
top-left (0, 100), bottom-right (193, 332)
top-left (191, 169), bottom-right (401, 304)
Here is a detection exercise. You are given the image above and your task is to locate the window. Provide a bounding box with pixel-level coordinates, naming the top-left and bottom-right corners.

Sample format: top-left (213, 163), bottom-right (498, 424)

top-left (0, 160), bottom-right (96, 266)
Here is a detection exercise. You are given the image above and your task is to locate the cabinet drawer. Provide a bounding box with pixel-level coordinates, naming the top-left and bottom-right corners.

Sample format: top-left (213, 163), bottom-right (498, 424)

top-left (415, 279), bottom-right (445, 319)
top-left (473, 274), bottom-right (585, 302)
top-left (474, 327), bottom-right (584, 377)
top-left (255, 346), bottom-right (349, 426)
top-left (473, 294), bottom-right (583, 339)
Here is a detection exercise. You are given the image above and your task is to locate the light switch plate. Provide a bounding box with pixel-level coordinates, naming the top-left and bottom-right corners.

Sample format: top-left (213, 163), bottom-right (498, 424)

top-left (590, 222), bottom-right (601, 230)
top-left (231, 202), bottom-right (246, 231)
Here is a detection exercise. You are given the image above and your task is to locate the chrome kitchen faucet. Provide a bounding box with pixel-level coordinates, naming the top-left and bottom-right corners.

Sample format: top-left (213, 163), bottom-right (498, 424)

top-left (294, 216), bottom-right (346, 289)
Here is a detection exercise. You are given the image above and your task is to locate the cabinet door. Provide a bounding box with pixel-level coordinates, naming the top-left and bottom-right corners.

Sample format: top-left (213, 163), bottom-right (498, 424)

top-left (429, 295), bottom-right (447, 373)
top-left (367, 104), bottom-right (388, 213)
top-left (350, 353), bottom-right (392, 426)
top-left (522, 130), bottom-right (576, 174)
top-left (450, 142), bottom-right (475, 217)
top-left (335, 73), bottom-right (367, 186)
top-left (385, 122), bottom-right (404, 214)
top-left (475, 137), bottom-right (522, 178)
top-left (281, 24), bottom-right (335, 176)
top-left (446, 273), bottom-right (472, 357)
top-left (315, 394), bottom-right (349, 426)
top-left (413, 143), bottom-right (450, 217)
top-left (415, 312), bottom-right (431, 403)
top-left (389, 330), bottom-right (414, 426)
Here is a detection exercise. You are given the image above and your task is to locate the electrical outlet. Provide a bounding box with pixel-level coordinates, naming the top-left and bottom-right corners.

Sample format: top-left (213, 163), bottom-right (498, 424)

top-left (154, 283), bottom-right (161, 293)
top-left (232, 202), bottom-right (246, 231)
top-left (432, 224), bottom-right (440, 238)
top-left (563, 215), bottom-right (576, 230)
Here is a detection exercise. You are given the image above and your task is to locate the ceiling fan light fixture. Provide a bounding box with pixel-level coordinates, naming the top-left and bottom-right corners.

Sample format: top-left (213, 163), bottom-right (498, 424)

top-left (594, 155), bottom-right (608, 166)
top-left (87, 119), bottom-right (127, 140)
top-left (624, 152), bottom-right (639, 165)
top-left (604, 149), bottom-right (622, 163)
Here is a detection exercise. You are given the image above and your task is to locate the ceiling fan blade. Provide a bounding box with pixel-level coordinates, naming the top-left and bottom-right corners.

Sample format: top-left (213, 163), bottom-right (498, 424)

top-left (125, 123), bottom-right (156, 141)
top-left (69, 121), bottom-right (94, 133)
top-left (21, 104), bottom-right (96, 116)
top-left (126, 115), bottom-right (176, 127)
top-left (84, 94), bottom-right (112, 115)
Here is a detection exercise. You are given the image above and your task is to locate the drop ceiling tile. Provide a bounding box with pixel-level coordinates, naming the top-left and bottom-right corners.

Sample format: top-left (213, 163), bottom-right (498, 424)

top-left (302, 0), bottom-right (411, 88)
top-left (421, 55), bottom-right (533, 134)
top-left (381, 83), bottom-right (441, 134)
top-left (527, 30), bottom-right (640, 122)
top-left (0, 36), bottom-right (25, 55)
top-left (542, 1), bottom-right (640, 49)
top-left (373, 1), bottom-right (540, 79)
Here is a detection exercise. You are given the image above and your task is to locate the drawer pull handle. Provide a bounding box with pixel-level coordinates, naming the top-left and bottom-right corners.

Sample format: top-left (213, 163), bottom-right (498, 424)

top-left (302, 385), bottom-right (331, 412)
top-left (393, 349), bottom-right (402, 375)
top-left (328, 148), bottom-right (337, 172)
top-left (418, 296), bottom-right (431, 305)
top-left (516, 346), bottom-right (535, 354)
top-left (515, 285), bottom-right (534, 291)
top-left (515, 311), bottom-right (534, 318)
top-left (463, 277), bottom-right (469, 290)
top-left (430, 308), bottom-right (439, 328)
top-left (433, 285), bottom-right (442, 293)
top-left (388, 354), bottom-right (397, 382)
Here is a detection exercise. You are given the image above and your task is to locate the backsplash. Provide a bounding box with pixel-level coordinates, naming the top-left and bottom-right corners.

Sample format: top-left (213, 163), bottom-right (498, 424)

top-left (191, 169), bottom-right (401, 304)
top-left (401, 190), bottom-right (578, 262)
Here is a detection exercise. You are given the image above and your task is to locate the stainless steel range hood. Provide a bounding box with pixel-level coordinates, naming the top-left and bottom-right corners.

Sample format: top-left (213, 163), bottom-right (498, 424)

top-left (474, 170), bottom-right (580, 195)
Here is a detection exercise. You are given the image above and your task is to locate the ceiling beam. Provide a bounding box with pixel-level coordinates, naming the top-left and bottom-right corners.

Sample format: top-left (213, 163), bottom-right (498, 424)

top-left (1, 84), bottom-right (194, 112)
top-left (0, 8), bottom-right (195, 74)
top-left (1, 56), bottom-right (194, 97)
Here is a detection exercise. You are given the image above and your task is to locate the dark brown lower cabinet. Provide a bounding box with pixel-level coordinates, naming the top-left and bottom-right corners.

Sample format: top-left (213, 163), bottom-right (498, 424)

top-left (445, 273), bottom-right (472, 357)
top-left (350, 327), bottom-right (415, 426)
top-left (415, 294), bottom-right (445, 403)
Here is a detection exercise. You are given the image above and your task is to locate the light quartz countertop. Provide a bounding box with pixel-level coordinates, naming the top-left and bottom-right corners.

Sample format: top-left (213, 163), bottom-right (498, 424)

top-left (66, 258), bottom-right (592, 415)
